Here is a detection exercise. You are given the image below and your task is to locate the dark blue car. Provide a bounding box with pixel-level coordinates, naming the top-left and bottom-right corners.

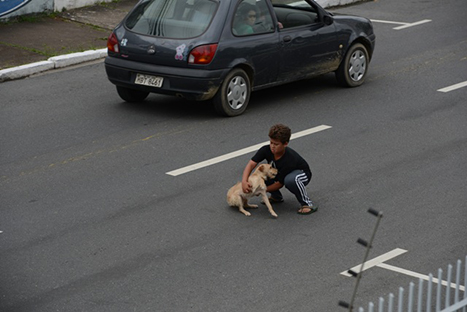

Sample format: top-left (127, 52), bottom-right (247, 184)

top-left (105, 0), bottom-right (375, 116)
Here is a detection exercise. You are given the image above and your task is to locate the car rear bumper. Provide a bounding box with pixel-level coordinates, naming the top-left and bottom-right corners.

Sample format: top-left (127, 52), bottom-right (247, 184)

top-left (104, 57), bottom-right (226, 101)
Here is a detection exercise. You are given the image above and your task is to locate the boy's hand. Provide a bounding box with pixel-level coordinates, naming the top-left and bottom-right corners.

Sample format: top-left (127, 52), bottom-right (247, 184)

top-left (242, 181), bottom-right (252, 193)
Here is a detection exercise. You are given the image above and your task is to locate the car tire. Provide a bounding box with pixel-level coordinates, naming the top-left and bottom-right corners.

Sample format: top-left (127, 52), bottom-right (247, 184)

top-left (116, 86), bottom-right (149, 102)
top-left (336, 43), bottom-right (369, 87)
top-left (213, 68), bottom-right (251, 117)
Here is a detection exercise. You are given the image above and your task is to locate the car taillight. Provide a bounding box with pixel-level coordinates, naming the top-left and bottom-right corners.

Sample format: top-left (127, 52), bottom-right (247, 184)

top-left (107, 32), bottom-right (119, 53)
top-left (188, 44), bottom-right (218, 65)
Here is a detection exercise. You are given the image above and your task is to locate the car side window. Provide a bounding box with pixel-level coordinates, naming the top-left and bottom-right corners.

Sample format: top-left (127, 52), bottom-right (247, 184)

top-left (270, 0), bottom-right (319, 29)
top-left (232, 0), bottom-right (274, 36)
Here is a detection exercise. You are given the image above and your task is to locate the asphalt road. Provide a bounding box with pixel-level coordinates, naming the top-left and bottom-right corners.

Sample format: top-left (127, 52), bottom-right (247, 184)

top-left (1, 0), bottom-right (466, 311)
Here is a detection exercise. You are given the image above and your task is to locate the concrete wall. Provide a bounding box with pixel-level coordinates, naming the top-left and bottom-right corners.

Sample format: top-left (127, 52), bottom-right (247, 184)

top-left (1, 0), bottom-right (52, 19)
top-left (1, 0), bottom-right (360, 20)
top-left (53, 0), bottom-right (113, 12)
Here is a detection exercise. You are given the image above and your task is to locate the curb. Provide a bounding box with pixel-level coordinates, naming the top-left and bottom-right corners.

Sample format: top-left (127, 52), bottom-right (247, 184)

top-left (0, 48), bottom-right (107, 82)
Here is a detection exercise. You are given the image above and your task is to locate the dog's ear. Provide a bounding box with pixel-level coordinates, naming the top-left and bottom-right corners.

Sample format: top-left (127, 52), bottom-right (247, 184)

top-left (258, 164), bottom-right (265, 172)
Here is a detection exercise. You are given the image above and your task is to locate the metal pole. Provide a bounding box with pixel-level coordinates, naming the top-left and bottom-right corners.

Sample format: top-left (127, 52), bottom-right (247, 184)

top-left (408, 282), bottom-right (414, 312)
top-left (437, 269), bottom-right (443, 312)
top-left (455, 260), bottom-right (461, 304)
top-left (398, 287), bottom-right (404, 312)
top-left (388, 293), bottom-right (394, 312)
top-left (463, 256), bottom-right (467, 312)
top-left (427, 273), bottom-right (433, 312)
top-left (346, 208), bottom-right (383, 311)
top-left (418, 279), bottom-right (424, 312)
top-left (379, 297), bottom-right (384, 312)
top-left (446, 264), bottom-right (452, 308)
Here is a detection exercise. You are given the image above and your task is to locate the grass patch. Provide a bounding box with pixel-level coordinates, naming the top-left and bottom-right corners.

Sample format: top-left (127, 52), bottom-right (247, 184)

top-left (0, 11), bottom-right (59, 24)
top-left (0, 41), bottom-right (105, 57)
top-left (0, 41), bottom-right (56, 57)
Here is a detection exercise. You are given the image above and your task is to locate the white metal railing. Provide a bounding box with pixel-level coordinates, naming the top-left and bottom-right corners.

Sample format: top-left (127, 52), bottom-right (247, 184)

top-left (357, 257), bottom-right (467, 312)
top-left (338, 208), bottom-right (466, 312)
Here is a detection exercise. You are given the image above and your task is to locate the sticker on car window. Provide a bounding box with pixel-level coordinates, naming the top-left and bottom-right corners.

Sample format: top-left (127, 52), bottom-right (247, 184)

top-left (175, 44), bottom-right (186, 60)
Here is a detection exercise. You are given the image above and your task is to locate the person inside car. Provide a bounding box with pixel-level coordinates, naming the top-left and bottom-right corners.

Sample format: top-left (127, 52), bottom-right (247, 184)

top-left (233, 4), bottom-right (257, 35)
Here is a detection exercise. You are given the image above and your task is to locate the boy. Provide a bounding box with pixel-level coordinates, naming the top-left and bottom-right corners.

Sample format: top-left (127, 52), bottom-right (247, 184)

top-left (241, 124), bottom-right (318, 215)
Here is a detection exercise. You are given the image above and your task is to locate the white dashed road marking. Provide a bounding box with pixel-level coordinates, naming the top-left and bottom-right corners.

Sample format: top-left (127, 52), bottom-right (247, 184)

top-left (437, 81), bottom-right (467, 93)
top-left (370, 19), bottom-right (432, 30)
top-left (377, 262), bottom-right (465, 291)
top-left (166, 124), bottom-right (332, 176)
top-left (340, 248), bottom-right (408, 277)
top-left (340, 248), bottom-right (465, 291)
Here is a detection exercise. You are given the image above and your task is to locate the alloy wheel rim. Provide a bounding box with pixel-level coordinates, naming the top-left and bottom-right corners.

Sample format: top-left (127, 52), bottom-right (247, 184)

top-left (226, 76), bottom-right (247, 110)
top-left (348, 50), bottom-right (367, 82)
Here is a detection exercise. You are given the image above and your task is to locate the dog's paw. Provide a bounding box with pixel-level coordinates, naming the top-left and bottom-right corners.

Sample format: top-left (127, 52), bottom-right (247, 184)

top-left (240, 210), bottom-right (251, 216)
top-left (271, 213), bottom-right (278, 218)
top-left (247, 204), bottom-right (258, 209)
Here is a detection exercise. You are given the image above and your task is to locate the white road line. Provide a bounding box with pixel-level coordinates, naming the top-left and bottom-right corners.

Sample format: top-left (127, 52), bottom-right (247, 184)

top-left (340, 248), bottom-right (408, 277)
top-left (393, 19), bottom-right (432, 30)
top-left (437, 81), bottom-right (467, 93)
top-left (370, 19), bottom-right (431, 30)
top-left (166, 124), bottom-right (332, 176)
top-left (370, 19), bottom-right (406, 25)
top-left (341, 249), bottom-right (466, 292)
top-left (377, 263), bottom-right (465, 291)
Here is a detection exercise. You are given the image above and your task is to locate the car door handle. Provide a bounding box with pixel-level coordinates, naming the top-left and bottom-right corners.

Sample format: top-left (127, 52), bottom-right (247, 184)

top-left (283, 36), bottom-right (292, 43)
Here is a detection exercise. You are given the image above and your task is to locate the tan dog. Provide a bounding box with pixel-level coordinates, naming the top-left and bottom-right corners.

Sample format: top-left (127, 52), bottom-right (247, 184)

top-left (227, 164), bottom-right (278, 217)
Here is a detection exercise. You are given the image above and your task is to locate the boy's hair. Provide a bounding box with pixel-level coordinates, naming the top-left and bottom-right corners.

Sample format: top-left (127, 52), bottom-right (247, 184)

top-left (269, 124), bottom-right (291, 144)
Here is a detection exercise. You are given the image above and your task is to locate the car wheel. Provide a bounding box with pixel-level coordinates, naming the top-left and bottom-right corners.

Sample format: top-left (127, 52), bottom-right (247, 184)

top-left (213, 68), bottom-right (251, 117)
top-left (116, 86), bottom-right (149, 102)
top-left (336, 43), bottom-right (369, 87)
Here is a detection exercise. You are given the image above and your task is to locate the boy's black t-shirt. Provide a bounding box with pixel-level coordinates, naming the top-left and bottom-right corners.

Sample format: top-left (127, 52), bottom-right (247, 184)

top-left (251, 145), bottom-right (311, 184)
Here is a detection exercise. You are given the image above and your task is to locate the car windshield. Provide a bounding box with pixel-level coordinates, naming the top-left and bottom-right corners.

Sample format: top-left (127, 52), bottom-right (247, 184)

top-left (125, 0), bottom-right (217, 39)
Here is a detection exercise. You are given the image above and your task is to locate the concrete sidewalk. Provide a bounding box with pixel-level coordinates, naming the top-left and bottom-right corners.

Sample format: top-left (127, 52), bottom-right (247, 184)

top-left (0, 0), bottom-right (138, 82)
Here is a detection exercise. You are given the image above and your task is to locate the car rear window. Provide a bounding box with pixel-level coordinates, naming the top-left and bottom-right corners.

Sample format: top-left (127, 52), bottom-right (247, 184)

top-left (125, 0), bottom-right (217, 39)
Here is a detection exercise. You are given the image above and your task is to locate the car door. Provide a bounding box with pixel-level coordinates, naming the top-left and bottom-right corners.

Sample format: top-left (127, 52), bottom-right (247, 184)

top-left (272, 0), bottom-right (340, 82)
top-left (224, 0), bottom-right (281, 88)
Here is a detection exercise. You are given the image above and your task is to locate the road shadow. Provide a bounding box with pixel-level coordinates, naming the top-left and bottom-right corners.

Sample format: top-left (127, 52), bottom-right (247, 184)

top-left (114, 73), bottom-right (341, 119)
top-left (116, 94), bottom-right (218, 120)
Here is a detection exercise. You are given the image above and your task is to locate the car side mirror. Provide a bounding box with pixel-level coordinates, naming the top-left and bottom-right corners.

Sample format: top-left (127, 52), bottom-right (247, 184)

top-left (323, 15), bottom-right (334, 25)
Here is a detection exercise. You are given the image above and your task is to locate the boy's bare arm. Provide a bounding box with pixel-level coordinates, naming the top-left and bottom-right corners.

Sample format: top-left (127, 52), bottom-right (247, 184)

top-left (241, 160), bottom-right (257, 193)
top-left (266, 181), bottom-right (283, 193)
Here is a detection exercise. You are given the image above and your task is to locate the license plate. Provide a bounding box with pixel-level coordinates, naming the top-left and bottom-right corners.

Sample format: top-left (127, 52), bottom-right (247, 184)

top-left (135, 73), bottom-right (163, 88)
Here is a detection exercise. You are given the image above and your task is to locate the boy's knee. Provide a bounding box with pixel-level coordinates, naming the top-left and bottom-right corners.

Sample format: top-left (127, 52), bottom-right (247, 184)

top-left (283, 173), bottom-right (297, 189)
